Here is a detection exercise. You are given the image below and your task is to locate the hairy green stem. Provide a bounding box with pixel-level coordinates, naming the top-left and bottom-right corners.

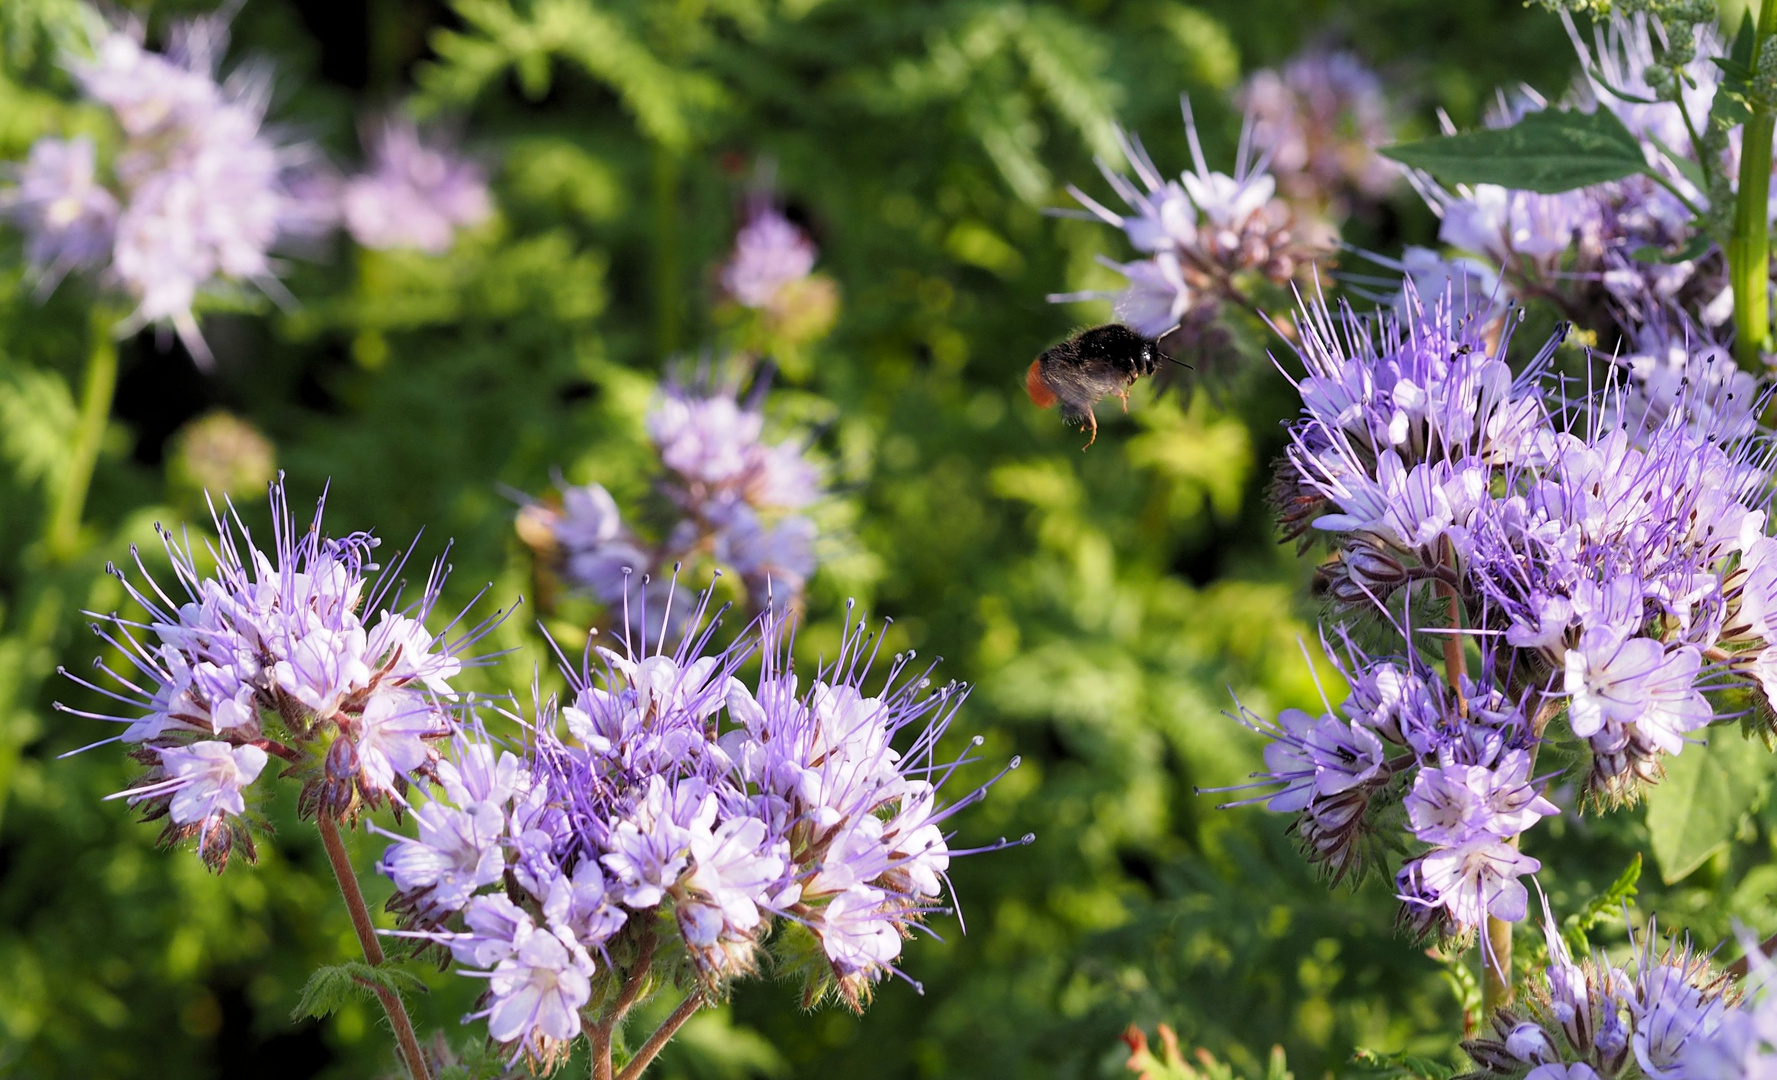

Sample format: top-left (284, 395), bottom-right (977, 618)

top-left (317, 815), bottom-right (432, 1080)
top-left (1730, 0), bottom-right (1777, 370)
top-left (45, 307), bottom-right (120, 563)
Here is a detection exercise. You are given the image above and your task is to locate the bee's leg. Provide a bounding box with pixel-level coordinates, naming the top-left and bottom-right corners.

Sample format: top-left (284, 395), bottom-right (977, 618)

top-left (1117, 387), bottom-right (1131, 414)
top-left (1082, 407), bottom-right (1099, 450)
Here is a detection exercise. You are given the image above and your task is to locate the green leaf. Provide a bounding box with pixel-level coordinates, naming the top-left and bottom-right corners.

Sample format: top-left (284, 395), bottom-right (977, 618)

top-left (291, 961), bottom-right (426, 1021)
top-left (1715, 9), bottom-right (1757, 91)
top-left (1645, 728), bottom-right (1775, 884)
top-left (1560, 854), bottom-right (1641, 955)
top-left (1350, 1048), bottom-right (1457, 1080)
top-left (1380, 108), bottom-right (1650, 194)
top-left (434, 1037), bottom-right (514, 1080)
top-left (0, 364), bottom-right (78, 489)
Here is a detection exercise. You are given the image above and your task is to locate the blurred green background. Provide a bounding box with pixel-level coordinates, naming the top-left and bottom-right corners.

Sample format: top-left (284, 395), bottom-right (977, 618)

top-left (6, 1), bottom-right (1777, 1077)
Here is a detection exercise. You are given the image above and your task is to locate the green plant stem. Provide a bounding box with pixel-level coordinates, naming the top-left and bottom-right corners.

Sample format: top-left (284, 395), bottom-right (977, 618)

top-left (44, 307), bottom-right (120, 563)
top-left (615, 992), bottom-right (704, 1080)
top-left (1482, 914), bottom-right (1514, 1012)
top-left (316, 815), bottom-right (432, 1080)
top-left (1730, 0), bottom-right (1777, 370)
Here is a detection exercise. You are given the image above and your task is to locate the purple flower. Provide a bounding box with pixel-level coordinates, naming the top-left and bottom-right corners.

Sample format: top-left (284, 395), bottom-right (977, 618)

top-left (67, 479), bottom-right (479, 851)
top-left (1237, 48), bottom-right (1397, 207)
top-left (119, 740), bottom-right (269, 826)
top-left (6, 12), bottom-right (322, 361)
top-left (1437, 183), bottom-right (1595, 268)
top-left (1108, 254), bottom-right (1194, 339)
top-left (342, 119), bottom-right (490, 253)
top-left (378, 797), bottom-right (507, 919)
top-left (474, 914), bottom-right (597, 1064)
top-left (678, 815), bottom-right (792, 960)
top-left (1611, 323), bottom-right (1755, 441)
top-left (1405, 751), bottom-right (1557, 847)
top-left (378, 591), bottom-right (1015, 1045)
top-left (1413, 837), bottom-right (1540, 926)
top-left (713, 504), bottom-right (817, 606)
top-left (1525, 1066), bottom-right (1602, 1080)
top-left (720, 203), bottom-right (817, 308)
top-left (1565, 632), bottom-right (1709, 756)
top-left (599, 776), bottom-right (703, 908)
top-left (1052, 98), bottom-right (1316, 335)
top-left (819, 886), bottom-right (904, 976)
top-left (1, 136), bottom-right (119, 290)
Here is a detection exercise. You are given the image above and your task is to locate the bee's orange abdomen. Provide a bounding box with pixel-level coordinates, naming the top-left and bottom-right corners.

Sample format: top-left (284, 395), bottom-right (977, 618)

top-left (1025, 359), bottom-right (1057, 409)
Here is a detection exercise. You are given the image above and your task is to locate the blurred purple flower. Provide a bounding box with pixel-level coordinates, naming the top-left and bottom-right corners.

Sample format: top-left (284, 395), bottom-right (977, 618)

top-left (342, 119), bottom-right (490, 253)
top-left (0, 136), bottom-right (119, 291)
top-left (1237, 48), bottom-right (1397, 207)
top-left (720, 204), bottom-right (816, 309)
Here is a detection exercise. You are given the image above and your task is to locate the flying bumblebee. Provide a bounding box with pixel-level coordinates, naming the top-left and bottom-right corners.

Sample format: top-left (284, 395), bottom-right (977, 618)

top-left (1025, 323), bottom-right (1166, 448)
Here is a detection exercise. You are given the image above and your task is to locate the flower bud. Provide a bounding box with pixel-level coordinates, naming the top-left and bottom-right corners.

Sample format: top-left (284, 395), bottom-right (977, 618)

top-left (1506, 1022), bottom-right (1557, 1064)
top-left (1345, 535), bottom-right (1410, 591)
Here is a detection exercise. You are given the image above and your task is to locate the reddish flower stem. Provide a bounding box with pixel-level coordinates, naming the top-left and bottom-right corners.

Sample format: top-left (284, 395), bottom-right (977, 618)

top-left (616, 993), bottom-right (704, 1080)
top-left (589, 925), bottom-right (658, 1080)
top-left (316, 815), bottom-right (432, 1080)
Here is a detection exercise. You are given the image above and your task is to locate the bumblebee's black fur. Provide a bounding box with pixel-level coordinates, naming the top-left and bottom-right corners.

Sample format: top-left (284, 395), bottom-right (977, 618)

top-left (1028, 324), bottom-right (1163, 446)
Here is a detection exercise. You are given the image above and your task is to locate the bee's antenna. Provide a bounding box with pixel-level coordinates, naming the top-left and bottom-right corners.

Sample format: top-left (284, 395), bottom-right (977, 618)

top-left (1157, 325), bottom-right (1193, 369)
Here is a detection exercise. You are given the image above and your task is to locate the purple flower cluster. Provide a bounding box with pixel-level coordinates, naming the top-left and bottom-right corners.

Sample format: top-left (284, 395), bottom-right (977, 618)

top-left (1404, 13), bottom-right (1741, 370)
top-left (380, 603), bottom-right (1018, 1065)
top-left (720, 203), bottom-right (817, 310)
top-left (64, 480), bottom-right (483, 869)
top-left (519, 377), bottom-right (824, 626)
top-left (1222, 631), bottom-right (1555, 936)
top-left (341, 119), bottom-right (490, 254)
top-left (1053, 99), bottom-right (1324, 342)
top-left (0, 14), bottom-right (317, 358)
top-left (1243, 281), bottom-right (1777, 935)
top-left (1464, 896), bottom-right (1742, 1080)
top-left (1236, 48), bottom-right (1397, 212)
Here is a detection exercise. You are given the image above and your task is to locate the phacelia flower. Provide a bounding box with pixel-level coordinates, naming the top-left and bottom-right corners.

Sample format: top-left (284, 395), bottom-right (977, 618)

top-left (64, 478), bottom-right (487, 867)
top-left (342, 118), bottom-right (491, 254)
top-left (720, 203), bottom-right (817, 309)
top-left (1236, 48), bottom-right (1397, 210)
top-left (1053, 97), bottom-right (1324, 353)
top-left (2, 13), bottom-right (320, 360)
top-left (382, 595), bottom-right (1021, 1060)
top-left (0, 136), bottom-right (120, 291)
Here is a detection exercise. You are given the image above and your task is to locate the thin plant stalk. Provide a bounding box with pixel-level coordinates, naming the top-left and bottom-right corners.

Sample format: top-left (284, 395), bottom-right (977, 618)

top-left (1435, 556), bottom-right (1515, 1009)
top-left (616, 993), bottom-right (705, 1080)
top-left (316, 814), bottom-right (433, 1080)
top-left (44, 306), bottom-right (120, 563)
top-left (1730, 0), bottom-right (1777, 370)
top-left (589, 924), bottom-right (658, 1080)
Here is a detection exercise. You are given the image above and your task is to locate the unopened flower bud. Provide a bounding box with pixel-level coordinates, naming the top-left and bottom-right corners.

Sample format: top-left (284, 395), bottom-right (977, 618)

top-left (1506, 1022), bottom-right (1557, 1064)
top-left (326, 735), bottom-right (360, 783)
top-left (1345, 536), bottom-right (1409, 591)
top-left (1463, 1037), bottom-right (1519, 1074)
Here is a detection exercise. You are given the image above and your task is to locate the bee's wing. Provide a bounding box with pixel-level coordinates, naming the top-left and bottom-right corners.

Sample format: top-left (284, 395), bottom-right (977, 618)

top-left (1039, 349), bottom-right (1131, 418)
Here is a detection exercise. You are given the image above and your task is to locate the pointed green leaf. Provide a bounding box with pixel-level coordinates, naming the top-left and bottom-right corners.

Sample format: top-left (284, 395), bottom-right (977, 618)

top-left (1381, 108), bottom-right (1650, 193)
top-left (1560, 854), bottom-right (1641, 955)
top-left (1645, 728), bottom-right (1775, 884)
top-left (291, 961), bottom-right (426, 1021)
